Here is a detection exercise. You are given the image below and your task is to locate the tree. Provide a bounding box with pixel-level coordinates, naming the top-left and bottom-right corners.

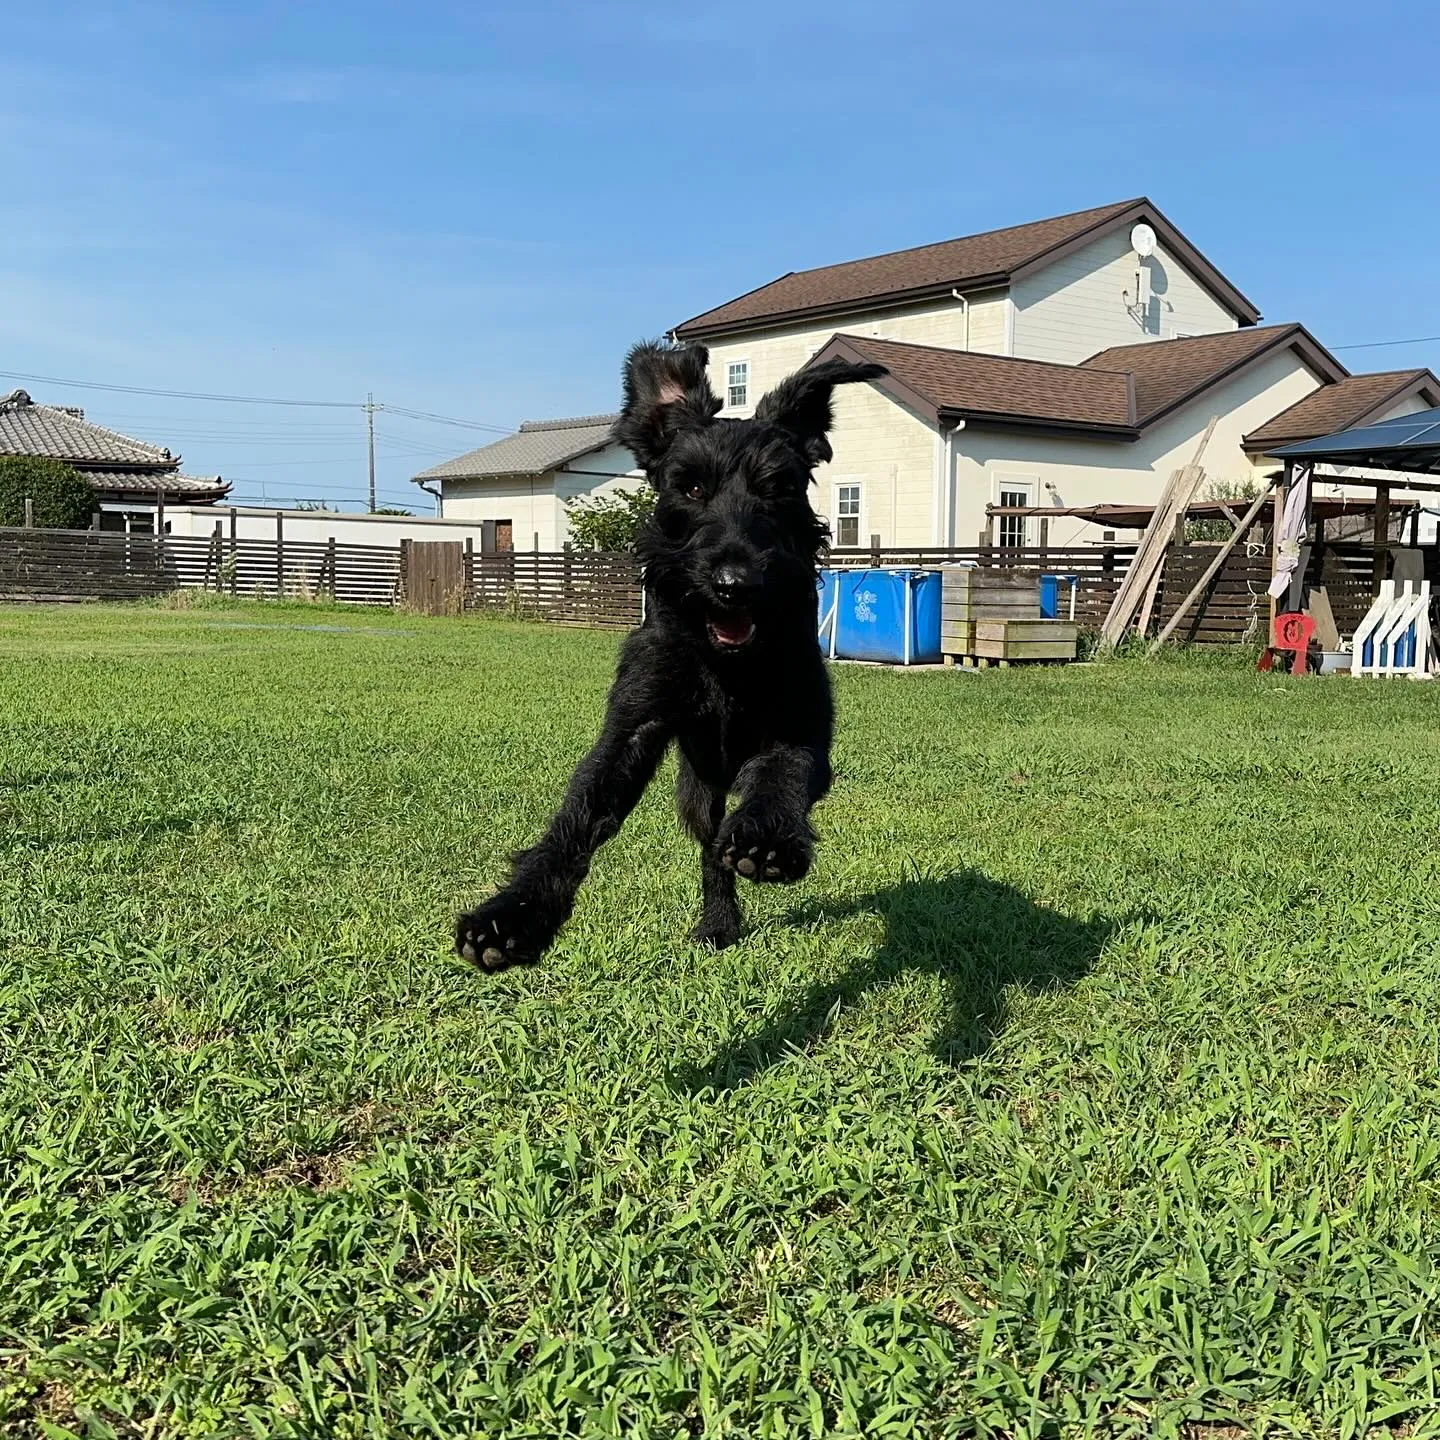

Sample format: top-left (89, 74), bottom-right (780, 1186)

top-left (0, 456), bottom-right (96, 529)
top-left (562, 487), bottom-right (656, 551)
top-left (373, 506), bottom-right (414, 516)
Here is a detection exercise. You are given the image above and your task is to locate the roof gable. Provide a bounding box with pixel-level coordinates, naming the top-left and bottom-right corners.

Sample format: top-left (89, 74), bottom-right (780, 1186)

top-left (415, 414), bottom-right (622, 482)
top-left (817, 334), bottom-right (1136, 436)
top-left (1244, 369), bottom-right (1440, 451)
top-left (675, 198), bottom-right (1261, 340)
top-left (1081, 325), bottom-right (1347, 428)
top-left (812, 325), bottom-right (1347, 440)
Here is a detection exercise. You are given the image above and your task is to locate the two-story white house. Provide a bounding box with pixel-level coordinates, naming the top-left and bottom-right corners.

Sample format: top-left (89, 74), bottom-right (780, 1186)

top-left (420, 197), bottom-right (1440, 549)
top-left (673, 197), bottom-right (1440, 548)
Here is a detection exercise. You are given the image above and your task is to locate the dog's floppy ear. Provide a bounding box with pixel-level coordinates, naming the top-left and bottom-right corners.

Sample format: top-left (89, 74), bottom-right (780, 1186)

top-left (613, 340), bottom-right (721, 476)
top-left (754, 358), bottom-right (887, 467)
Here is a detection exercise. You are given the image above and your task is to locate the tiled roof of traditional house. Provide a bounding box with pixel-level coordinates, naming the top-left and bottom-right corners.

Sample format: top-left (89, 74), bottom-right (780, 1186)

top-left (414, 414), bottom-right (621, 481)
top-left (0, 390), bottom-right (228, 501)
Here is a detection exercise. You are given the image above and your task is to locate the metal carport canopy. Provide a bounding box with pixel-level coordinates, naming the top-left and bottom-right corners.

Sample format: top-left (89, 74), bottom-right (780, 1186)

top-left (1270, 408), bottom-right (1440, 475)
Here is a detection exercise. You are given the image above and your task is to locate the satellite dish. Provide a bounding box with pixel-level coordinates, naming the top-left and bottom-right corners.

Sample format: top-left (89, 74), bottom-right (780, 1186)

top-left (1130, 223), bottom-right (1157, 258)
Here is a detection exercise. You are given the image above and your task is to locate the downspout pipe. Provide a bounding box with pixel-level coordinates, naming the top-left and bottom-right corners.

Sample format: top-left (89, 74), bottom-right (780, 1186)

top-left (415, 480), bottom-right (443, 516)
top-left (951, 289), bottom-right (971, 351)
top-left (942, 417), bottom-right (967, 548)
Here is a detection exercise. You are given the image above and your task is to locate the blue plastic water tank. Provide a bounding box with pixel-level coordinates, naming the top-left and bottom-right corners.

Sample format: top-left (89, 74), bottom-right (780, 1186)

top-left (824, 568), bottom-right (941, 663)
top-left (816, 570), bottom-right (840, 654)
top-left (1039, 574), bottom-right (1079, 619)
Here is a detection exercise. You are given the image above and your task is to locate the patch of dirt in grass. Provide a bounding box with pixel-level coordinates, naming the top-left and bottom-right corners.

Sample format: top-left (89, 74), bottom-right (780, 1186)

top-left (0, 1368), bottom-right (79, 1436)
top-left (165, 1101), bottom-right (406, 1204)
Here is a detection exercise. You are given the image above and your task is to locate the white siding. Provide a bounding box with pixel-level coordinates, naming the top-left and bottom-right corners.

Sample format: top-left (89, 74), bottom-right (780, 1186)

top-left (811, 382), bottom-right (938, 548)
top-left (163, 505), bottom-right (496, 548)
top-left (551, 440), bottom-right (646, 547)
top-left (438, 441), bottom-right (643, 550)
top-left (1375, 393), bottom-right (1435, 422)
top-left (437, 475), bottom-right (557, 549)
top-left (702, 288), bottom-right (1009, 420)
top-left (437, 434), bottom-right (642, 547)
top-left (1011, 228), bottom-right (1242, 366)
top-left (947, 348), bottom-right (1326, 547)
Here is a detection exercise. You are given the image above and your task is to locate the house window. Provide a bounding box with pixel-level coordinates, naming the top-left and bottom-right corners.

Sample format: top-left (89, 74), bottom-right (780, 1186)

top-left (835, 482), bottom-right (862, 547)
top-left (997, 484), bottom-right (1032, 549)
top-left (726, 361), bottom-right (749, 410)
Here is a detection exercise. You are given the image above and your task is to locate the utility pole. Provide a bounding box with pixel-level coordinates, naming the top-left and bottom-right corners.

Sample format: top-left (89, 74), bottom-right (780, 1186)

top-left (365, 393), bottom-right (377, 512)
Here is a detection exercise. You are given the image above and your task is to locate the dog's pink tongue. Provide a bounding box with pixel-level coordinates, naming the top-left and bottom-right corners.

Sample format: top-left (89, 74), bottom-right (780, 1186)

top-left (712, 613), bottom-right (755, 645)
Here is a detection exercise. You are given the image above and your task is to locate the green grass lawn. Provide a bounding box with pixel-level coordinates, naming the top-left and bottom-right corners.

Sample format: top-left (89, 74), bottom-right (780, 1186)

top-left (4, 600), bottom-right (1440, 1439)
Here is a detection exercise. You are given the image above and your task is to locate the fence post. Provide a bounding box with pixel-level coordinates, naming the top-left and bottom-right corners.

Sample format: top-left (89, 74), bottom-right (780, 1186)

top-left (210, 519), bottom-right (222, 590)
top-left (1372, 482), bottom-right (1390, 599)
top-left (464, 535), bottom-right (473, 611)
top-left (400, 538), bottom-right (411, 606)
top-left (154, 489), bottom-right (167, 586)
top-left (90, 510), bottom-right (100, 531)
top-left (23, 498), bottom-right (33, 528)
top-left (229, 507), bottom-right (238, 596)
top-left (326, 536), bottom-right (337, 600)
top-left (275, 510), bottom-right (284, 596)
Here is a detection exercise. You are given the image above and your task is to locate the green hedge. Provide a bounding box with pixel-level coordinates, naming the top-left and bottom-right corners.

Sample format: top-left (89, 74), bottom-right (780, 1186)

top-left (0, 456), bottom-right (97, 529)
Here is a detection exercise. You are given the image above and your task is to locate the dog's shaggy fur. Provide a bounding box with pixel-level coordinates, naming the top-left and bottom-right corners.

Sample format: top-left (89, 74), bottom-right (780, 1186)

top-left (456, 340), bottom-right (886, 970)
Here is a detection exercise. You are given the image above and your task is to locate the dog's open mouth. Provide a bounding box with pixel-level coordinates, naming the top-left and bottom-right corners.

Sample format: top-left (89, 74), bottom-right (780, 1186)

top-left (706, 608), bottom-right (756, 650)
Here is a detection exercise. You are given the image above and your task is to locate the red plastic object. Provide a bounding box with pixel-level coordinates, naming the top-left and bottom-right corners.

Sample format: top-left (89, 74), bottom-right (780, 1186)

top-left (1258, 611), bottom-right (1317, 675)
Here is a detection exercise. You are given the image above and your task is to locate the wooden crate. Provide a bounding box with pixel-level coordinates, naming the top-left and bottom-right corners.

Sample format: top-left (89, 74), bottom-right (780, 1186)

top-left (940, 620), bottom-right (974, 658)
top-left (942, 566), bottom-right (1041, 622)
top-left (973, 618), bottom-right (1078, 662)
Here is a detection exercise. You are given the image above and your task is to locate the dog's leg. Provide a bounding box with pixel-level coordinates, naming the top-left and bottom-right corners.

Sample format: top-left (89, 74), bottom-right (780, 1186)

top-left (676, 754), bottom-right (742, 948)
top-left (456, 714), bottom-right (671, 971)
top-left (716, 743), bottom-right (831, 885)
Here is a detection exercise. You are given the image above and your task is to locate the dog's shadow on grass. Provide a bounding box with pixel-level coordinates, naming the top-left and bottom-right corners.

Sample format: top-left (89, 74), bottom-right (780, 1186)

top-left (674, 869), bottom-right (1116, 1092)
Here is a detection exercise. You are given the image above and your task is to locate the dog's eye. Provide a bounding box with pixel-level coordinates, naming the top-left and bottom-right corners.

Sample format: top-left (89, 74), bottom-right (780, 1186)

top-left (686, 483), bottom-right (706, 502)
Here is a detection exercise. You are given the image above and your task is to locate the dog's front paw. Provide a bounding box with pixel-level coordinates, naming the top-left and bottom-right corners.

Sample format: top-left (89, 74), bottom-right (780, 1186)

top-left (716, 804), bottom-right (814, 884)
top-left (455, 891), bottom-right (550, 971)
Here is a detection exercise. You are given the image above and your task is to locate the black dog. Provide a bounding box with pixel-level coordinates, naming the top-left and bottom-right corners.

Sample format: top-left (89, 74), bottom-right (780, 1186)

top-left (455, 340), bottom-right (885, 970)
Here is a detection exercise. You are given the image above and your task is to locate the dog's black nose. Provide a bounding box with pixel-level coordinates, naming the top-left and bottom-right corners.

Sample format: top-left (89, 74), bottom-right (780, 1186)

top-left (712, 565), bottom-right (758, 603)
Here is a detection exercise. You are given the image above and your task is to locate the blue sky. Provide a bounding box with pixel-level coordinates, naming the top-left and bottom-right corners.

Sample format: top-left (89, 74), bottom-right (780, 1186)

top-left (2, 0), bottom-right (1436, 510)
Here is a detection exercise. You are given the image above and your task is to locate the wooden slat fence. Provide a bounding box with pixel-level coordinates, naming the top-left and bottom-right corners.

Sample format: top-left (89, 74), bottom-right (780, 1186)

top-left (0, 527), bottom-right (401, 605)
top-left (0, 526), bottom-right (1407, 647)
top-left (467, 549), bottom-right (644, 629)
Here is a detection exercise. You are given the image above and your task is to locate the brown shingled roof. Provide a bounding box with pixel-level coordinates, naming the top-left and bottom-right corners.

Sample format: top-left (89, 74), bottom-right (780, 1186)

top-left (675, 198), bottom-right (1262, 340)
top-left (818, 334), bottom-right (1136, 435)
top-left (1243, 369), bottom-right (1440, 451)
top-left (811, 324), bottom-right (1352, 439)
top-left (1081, 325), bottom-right (1348, 427)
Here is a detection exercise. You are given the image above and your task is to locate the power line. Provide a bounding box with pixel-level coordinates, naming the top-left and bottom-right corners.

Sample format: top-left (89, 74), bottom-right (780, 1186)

top-left (380, 404), bottom-right (511, 434)
top-left (0, 367), bottom-right (515, 432)
top-left (1333, 335), bottom-right (1440, 352)
top-left (0, 368), bottom-right (361, 409)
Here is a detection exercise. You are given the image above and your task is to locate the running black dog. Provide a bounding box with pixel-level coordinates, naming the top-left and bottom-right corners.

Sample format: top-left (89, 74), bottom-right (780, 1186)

top-left (456, 340), bottom-right (885, 970)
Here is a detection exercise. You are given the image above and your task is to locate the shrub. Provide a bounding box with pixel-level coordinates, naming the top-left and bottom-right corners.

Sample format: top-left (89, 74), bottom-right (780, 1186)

top-left (1186, 478), bottom-right (1261, 543)
top-left (562, 487), bottom-right (656, 551)
top-left (0, 456), bottom-right (97, 529)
